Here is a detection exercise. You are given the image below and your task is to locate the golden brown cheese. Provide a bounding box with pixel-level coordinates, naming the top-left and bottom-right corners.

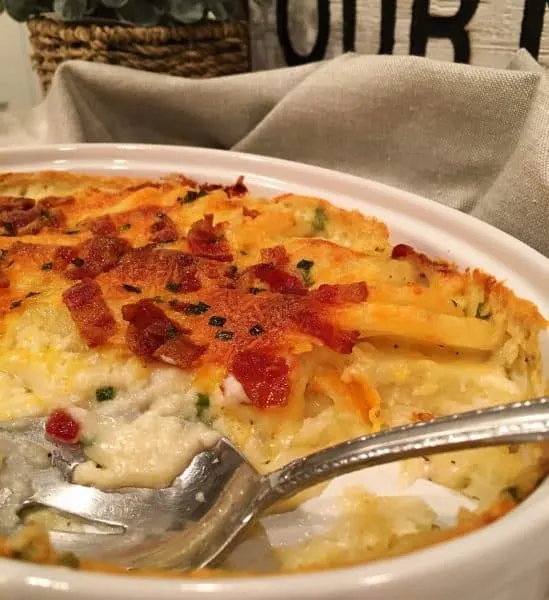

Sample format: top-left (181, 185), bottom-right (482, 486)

top-left (0, 170), bottom-right (546, 577)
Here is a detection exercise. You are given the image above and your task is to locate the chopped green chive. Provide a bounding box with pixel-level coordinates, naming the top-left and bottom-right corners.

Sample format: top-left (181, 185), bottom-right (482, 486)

top-left (57, 552), bottom-right (80, 569)
top-left (122, 283), bottom-right (142, 294)
top-left (296, 259), bottom-right (314, 270)
top-left (71, 257), bottom-right (85, 267)
top-left (312, 207), bottom-right (327, 232)
top-left (196, 393), bottom-right (210, 418)
top-left (152, 295), bottom-right (164, 303)
top-left (165, 281), bottom-right (182, 293)
top-left (63, 230), bottom-right (80, 235)
top-left (119, 223), bottom-right (131, 231)
top-left (296, 259), bottom-right (314, 287)
top-left (185, 301), bottom-right (210, 315)
top-left (40, 209), bottom-right (51, 219)
top-left (248, 287), bottom-right (265, 295)
top-left (96, 386), bottom-right (116, 402)
top-left (41, 262), bottom-right (53, 271)
top-left (3, 222), bottom-right (15, 236)
top-left (166, 326), bottom-right (178, 339)
top-left (178, 189), bottom-right (207, 204)
top-left (208, 316), bottom-right (226, 327)
top-left (505, 485), bottom-right (521, 502)
top-left (25, 291), bottom-right (40, 298)
top-left (249, 324), bottom-right (264, 336)
top-left (475, 302), bottom-right (492, 320)
top-left (216, 330), bottom-right (234, 341)
top-left (10, 300), bottom-right (22, 309)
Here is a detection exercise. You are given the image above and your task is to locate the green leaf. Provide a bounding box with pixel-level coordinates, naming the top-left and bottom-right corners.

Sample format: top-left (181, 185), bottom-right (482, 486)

top-left (96, 386), bottom-right (116, 402)
top-left (169, 0), bottom-right (205, 24)
top-left (5, 0), bottom-right (39, 22)
top-left (53, 0), bottom-right (87, 20)
top-left (312, 206), bottom-right (327, 232)
top-left (196, 393), bottom-right (210, 419)
top-left (116, 0), bottom-right (160, 25)
top-left (0, 0), bottom-right (5, 14)
top-left (100, 0), bottom-right (127, 7)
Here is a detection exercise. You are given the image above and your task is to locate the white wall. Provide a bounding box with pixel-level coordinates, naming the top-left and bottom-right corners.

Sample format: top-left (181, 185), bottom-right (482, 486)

top-left (0, 14), bottom-right (41, 111)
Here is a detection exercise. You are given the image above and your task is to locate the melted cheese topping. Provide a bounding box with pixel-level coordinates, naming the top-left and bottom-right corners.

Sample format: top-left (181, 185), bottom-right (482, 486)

top-left (0, 170), bottom-right (545, 574)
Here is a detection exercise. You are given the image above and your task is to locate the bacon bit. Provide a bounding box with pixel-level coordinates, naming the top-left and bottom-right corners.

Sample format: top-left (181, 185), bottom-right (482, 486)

top-left (62, 280), bottom-right (116, 347)
top-left (0, 269), bottom-right (9, 289)
top-left (85, 215), bottom-right (117, 236)
top-left (412, 411), bottom-right (436, 423)
top-left (65, 236), bottom-right (131, 280)
top-left (53, 246), bottom-right (79, 270)
top-left (225, 265), bottom-right (238, 280)
top-left (261, 245), bottom-right (289, 267)
top-left (45, 409), bottom-right (81, 444)
top-left (187, 214), bottom-right (233, 262)
top-left (224, 176), bottom-right (248, 199)
top-left (200, 183), bottom-right (222, 192)
top-left (242, 206), bottom-right (260, 219)
top-left (391, 244), bottom-right (414, 259)
top-left (0, 196), bottom-right (35, 212)
top-left (150, 214), bottom-right (178, 243)
top-left (122, 299), bottom-right (182, 357)
top-left (313, 282), bottom-right (368, 304)
top-left (112, 247), bottom-right (201, 293)
top-left (391, 243), bottom-right (455, 274)
top-left (153, 335), bottom-right (206, 369)
top-left (292, 310), bottom-right (359, 353)
top-left (1, 207), bottom-right (41, 235)
top-left (253, 263), bottom-right (306, 295)
top-left (231, 350), bottom-right (290, 408)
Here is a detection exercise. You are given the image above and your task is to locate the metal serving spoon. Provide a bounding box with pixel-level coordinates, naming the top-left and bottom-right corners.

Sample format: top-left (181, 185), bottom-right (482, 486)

top-left (3, 396), bottom-right (549, 571)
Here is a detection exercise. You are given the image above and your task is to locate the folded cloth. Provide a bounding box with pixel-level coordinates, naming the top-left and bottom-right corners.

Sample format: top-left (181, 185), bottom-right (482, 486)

top-left (0, 50), bottom-right (548, 257)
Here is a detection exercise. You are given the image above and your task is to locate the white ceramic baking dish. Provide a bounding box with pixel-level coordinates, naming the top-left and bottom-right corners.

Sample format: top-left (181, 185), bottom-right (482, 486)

top-left (0, 143), bottom-right (547, 600)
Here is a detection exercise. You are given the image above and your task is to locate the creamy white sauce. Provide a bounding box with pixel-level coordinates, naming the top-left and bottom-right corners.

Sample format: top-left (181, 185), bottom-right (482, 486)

top-left (221, 375), bottom-right (250, 406)
top-left (74, 412), bottom-right (220, 490)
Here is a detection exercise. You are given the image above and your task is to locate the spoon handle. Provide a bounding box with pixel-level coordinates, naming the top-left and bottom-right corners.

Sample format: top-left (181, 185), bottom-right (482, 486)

top-left (263, 397), bottom-right (549, 504)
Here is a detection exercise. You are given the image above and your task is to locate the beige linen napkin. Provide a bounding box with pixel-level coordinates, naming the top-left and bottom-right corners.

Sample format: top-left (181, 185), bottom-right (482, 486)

top-left (0, 49), bottom-right (548, 257)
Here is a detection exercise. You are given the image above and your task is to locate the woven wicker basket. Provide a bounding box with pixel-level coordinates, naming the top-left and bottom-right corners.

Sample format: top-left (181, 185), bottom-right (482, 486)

top-left (27, 17), bottom-right (250, 93)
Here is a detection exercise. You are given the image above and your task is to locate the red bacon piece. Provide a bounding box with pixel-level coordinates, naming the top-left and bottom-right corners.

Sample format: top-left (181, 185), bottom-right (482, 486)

top-left (231, 350), bottom-right (290, 408)
top-left (62, 280), bottom-right (116, 347)
top-left (261, 245), bottom-right (289, 267)
top-left (122, 299), bottom-right (176, 357)
top-left (242, 206), bottom-right (260, 219)
top-left (313, 282), bottom-right (368, 304)
top-left (0, 196), bottom-right (35, 212)
top-left (53, 246), bottom-right (78, 270)
top-left (45, 409), bottom-right (80, 444)
top-left (153, 335), bottom-right (205, 369)
top-left (253, 263), bottom-right (306, 295)
top-left (114, 247), bottom-right (201, 293)
top-left (150, 214), bottom-right (178, 243)
top-left (0, 269), bottom-right (9, 289)
top-left (224, 176), bottom-right (248, 199)
top-left (1, 206), bottom-right (41, 235)
top-left (200, 183), bottom-right (222, 192)
top-left (66, 235), bottom-right (131, 280)
top-left (86, 215), bottom-right (117, 236)
top-left (187, 214), bottom-right (233, 262)
top-left (391, 244), bottom-right (414, 259)
top-left (292, 310), bottom-right (359, 354)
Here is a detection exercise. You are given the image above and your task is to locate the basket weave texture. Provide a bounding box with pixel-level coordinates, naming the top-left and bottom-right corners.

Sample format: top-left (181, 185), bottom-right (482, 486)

top-left (27, 17), bottom-right (250, 92)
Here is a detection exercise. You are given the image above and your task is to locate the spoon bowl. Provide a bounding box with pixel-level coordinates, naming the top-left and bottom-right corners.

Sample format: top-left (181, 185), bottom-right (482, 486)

top-left (4, 396), bottom-right (549, 571)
